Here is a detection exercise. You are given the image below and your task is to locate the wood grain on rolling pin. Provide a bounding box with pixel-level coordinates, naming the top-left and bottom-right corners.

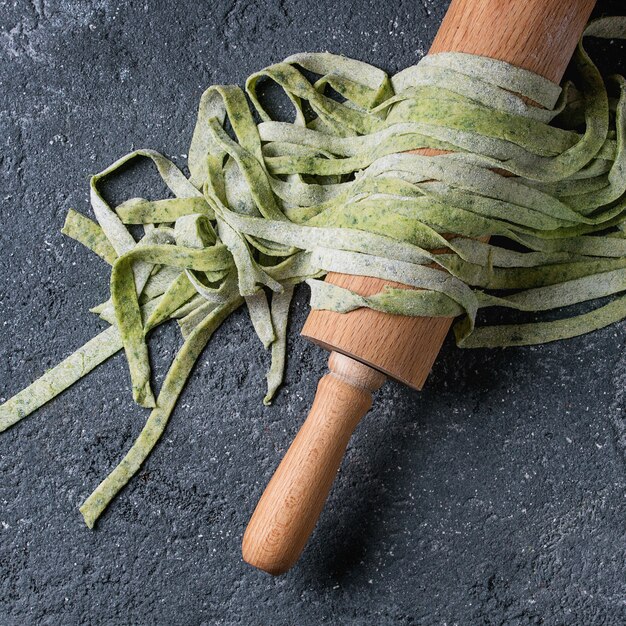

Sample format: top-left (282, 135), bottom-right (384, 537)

top-left (302, 0), bottom-right (596, 390)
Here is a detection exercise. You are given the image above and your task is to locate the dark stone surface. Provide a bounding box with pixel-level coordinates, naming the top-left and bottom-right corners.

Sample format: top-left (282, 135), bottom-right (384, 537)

top-left (1, 0), bottom-right (626, 624)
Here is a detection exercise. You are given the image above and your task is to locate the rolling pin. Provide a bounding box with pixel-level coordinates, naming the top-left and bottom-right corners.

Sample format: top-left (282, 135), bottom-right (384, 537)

top-left (242, 0), bottom-right (597, 575)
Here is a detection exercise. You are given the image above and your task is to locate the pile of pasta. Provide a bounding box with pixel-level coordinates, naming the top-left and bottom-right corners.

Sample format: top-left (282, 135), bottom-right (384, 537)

top-left (2, 18), bottom-right (625, 527)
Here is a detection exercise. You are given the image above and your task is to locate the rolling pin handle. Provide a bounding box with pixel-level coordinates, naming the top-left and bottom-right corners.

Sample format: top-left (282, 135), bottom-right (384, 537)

top-left (242, 352), bottom-right (386, 575)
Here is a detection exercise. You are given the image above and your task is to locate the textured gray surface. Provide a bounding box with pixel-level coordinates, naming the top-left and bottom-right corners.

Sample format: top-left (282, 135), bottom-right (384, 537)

top-left (1, 0), bottom-right (626, 624)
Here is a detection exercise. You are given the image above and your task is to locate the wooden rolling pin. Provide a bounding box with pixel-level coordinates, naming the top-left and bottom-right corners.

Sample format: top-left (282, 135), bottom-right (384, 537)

top-left (242, 0), bottom-right (597, 575)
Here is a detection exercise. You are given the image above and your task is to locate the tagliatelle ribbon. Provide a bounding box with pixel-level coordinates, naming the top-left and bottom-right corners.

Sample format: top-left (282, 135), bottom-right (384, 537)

top-left (2, 17), bottom-right (626, 527)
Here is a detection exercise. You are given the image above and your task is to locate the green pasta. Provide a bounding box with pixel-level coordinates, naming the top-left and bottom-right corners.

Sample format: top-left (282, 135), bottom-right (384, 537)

top-left (2, 17), bottom-right (626, 527)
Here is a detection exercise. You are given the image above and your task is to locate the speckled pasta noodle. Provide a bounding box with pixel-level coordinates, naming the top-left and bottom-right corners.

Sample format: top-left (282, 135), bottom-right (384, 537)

top-left (2, 18), bottom-right (626, 526)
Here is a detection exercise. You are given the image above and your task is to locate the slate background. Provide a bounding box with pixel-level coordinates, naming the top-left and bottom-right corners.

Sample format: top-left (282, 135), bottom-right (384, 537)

top-left (1, 0), bottom-right (626, 624)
